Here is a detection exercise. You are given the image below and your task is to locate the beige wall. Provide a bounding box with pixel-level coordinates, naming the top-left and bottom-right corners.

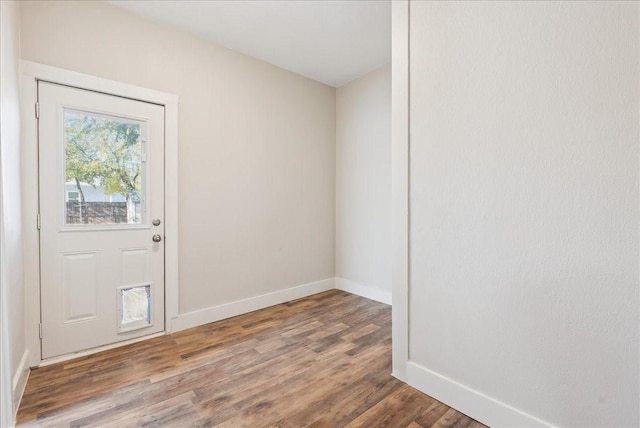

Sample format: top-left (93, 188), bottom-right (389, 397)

top-left (20, 1), bottom-right (336, 314)
top-left (336, 65), bottom-right (391, 302)
top-left (406, 1), bottom-right (638, 426)
top-left (0, 0), bottom-right (26, 419)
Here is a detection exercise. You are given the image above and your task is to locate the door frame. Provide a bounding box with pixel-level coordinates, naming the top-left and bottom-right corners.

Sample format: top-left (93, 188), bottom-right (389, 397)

top-left (391, 0), bottom-right (409, 383)
top-left (20, 61), bottom-right (179, 367)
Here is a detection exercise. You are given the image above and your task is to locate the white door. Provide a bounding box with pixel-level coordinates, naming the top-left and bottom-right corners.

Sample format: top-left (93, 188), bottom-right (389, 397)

top-left (38, 82), bottom-right (165, 359)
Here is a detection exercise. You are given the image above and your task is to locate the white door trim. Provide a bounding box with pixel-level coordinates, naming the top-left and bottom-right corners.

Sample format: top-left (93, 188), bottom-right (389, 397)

top-left (391, 0), bottom-right (410, 382)
top-left (20, 61), bottom-right (179, 367)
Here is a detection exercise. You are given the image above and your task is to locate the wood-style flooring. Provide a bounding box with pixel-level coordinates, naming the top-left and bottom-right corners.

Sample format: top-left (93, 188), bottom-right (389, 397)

top-left (17, 290), bottom-right (486, 427)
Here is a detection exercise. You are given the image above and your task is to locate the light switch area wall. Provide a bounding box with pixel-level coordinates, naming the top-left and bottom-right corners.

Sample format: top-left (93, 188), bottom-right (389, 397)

top-left (336, 65), bottom-right (392, 304)
top-left (19, 1), bottom-right (336, 316)
top-left (407, 1), bottom-right (638, 426)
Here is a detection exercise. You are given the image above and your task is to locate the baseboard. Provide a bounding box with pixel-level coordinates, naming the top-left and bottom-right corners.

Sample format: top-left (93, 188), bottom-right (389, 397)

top-left (335, 277), bottom-right (392, 305)
top-left (12, 349), bottom-right (29, 418)
top-left (407, 362), bottom-right (556, 428)
top-left (171, 278), bottom-right (335, 332)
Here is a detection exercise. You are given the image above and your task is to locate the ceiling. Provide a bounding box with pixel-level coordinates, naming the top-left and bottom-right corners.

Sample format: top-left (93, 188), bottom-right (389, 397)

top-left (108, 0), bottom-right (391, 88)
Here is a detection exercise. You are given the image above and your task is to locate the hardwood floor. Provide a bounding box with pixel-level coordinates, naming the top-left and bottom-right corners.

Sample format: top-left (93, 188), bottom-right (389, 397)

top-left (17, 290), bottom-right (486, 427)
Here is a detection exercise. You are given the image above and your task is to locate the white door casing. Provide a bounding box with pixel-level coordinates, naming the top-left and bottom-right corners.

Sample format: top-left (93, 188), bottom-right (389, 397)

top-left (38, 82), bottom-right (165, 359)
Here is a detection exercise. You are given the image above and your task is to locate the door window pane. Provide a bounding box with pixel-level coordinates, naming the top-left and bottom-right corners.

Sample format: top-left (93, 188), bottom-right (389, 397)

top-left (64, 109), bottom-right (146, 225)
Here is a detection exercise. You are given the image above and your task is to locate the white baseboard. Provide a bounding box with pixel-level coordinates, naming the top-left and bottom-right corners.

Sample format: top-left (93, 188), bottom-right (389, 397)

top-left (407, 362), bottom-right (556, 428)
top-left (171, 278), bottom-right (335, 332)
top-left (12, 349), bottom-right (29, 417)
top-left (335, 277), bottom-right (392, 305)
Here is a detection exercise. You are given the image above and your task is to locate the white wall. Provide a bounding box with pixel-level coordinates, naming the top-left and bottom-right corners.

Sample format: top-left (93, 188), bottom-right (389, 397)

top-left (0, 0), bottom-right (28, 421)
top-left (335, 65), bottom-right (391, 304)
top-left (402, 1), bottom-right (639, 427)
top-left (20, 1), bottom-right (336, 319)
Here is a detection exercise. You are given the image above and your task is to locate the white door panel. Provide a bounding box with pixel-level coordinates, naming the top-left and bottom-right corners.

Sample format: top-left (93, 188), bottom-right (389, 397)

top-left (38, 82), bottom-right (165, 359)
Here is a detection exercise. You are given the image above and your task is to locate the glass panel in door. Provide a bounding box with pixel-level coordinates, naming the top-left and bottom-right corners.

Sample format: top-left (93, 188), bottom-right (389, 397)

top-left (64, 109), bottom-right (146, 226)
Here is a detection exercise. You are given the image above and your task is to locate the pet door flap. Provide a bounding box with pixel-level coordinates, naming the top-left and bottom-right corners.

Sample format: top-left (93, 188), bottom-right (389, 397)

top-left (118, 284), bottom-right (152, 332)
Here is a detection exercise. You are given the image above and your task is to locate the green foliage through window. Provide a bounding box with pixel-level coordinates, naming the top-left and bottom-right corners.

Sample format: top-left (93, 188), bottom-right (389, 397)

top-left (64, 110), bottom-right (143, 224)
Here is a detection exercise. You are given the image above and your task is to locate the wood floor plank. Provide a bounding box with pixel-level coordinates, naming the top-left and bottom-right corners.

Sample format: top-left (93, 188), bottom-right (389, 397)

top-left (16, 290), bottom-right (485, 428)
top-left (414, 401), bottom-right (454, 427)
top-left (345, 385), bottom-right (434, 428)
top-left (433, 408), bottom-right (478, 428)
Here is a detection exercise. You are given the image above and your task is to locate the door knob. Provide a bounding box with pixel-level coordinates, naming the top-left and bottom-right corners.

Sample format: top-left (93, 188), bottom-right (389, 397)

top-left (152, 234), bottom-right (162, 243)
top-left (152, 219), bottom-right (161, 226)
